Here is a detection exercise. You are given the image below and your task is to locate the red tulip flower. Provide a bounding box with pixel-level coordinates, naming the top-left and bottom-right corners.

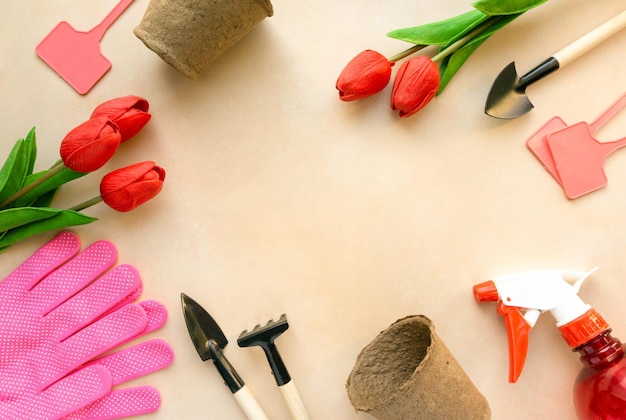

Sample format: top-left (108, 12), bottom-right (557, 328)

top-left (60, 116), bottom-right (122, 172)
top-left (0, 95), bottom-right (164, 250)
top-left (91, 95), bottom-right (151, 142)
top-left (100, 161), bottom-right (165, 212)
top-left (336, 50), bottom-right (394, 101)
top-left (390, 56), bottom-right (440, 118)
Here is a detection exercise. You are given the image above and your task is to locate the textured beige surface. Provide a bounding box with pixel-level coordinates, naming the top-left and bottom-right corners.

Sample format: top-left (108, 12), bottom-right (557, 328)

top-left (2, 1), bottom-right (626, 419)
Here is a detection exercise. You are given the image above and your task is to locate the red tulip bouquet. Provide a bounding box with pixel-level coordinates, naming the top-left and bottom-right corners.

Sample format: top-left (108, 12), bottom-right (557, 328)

top-left (336, 0), bottom-right (547, 117)
top-left (0, 95), bottom-right (166, 251)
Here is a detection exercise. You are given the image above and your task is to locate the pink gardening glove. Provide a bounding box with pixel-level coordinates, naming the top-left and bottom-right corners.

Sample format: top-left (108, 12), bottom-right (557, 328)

top-left (0, 232), bottom-right (173, 420)
top-left (64, 301), bottom-right (173, 419)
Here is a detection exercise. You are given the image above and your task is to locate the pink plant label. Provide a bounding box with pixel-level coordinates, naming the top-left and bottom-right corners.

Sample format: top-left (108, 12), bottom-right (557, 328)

top-left (527, 93), bottom-right (626, 199)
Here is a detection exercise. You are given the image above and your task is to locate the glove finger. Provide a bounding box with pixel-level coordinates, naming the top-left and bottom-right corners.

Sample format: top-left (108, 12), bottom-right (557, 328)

top-left (139, 300), bottom-right (168, 334)
top-left (63, 315), bottom-right (172, 419)
top-left (30, 239), bottom-right (118, 314)
top-left (0, 231), bottom-right (80, 293)
top-left (45, 264), bottom-right (142, 340)
top-left (41, 303), bottom-right (148, 388)
top-left (63, 386), bottom-right (161, 420)
top-left (87, 339), bottom-right (173, 386)
top-left (9, 365), bottom-right (112, 420)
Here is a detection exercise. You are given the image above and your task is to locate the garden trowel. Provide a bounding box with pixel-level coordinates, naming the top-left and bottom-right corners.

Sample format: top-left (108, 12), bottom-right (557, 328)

top-left (485, 9), bottom-right (626, 119)
top-left (181, 293), bottom-right (268, 420)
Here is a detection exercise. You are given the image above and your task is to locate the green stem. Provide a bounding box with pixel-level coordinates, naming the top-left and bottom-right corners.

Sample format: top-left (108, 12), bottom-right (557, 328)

top-left (49, 159), bottom-right (64, 170)
top-left (69, 196), bottom-right (102, 212)
top-left (0, 162), bottom-right (67, 209)
top-left (432, 16), bottom-right (501, 63)
top-left (388, 44), bottom-right (427, 63)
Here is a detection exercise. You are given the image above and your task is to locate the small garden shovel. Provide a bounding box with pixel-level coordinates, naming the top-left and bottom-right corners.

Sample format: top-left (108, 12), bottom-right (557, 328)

top-left (485, 9), bottom-right (626, 119)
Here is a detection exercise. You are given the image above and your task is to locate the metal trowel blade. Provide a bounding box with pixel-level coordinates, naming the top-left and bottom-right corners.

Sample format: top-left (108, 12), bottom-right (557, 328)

top-left (485, 62), bottom-right (534, 119)
top-left (181, 293), bottom-right (228, 361)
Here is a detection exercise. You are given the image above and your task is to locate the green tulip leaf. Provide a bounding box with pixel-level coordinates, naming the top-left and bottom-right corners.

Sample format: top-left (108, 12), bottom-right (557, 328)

top-left (0, 207), bottom-right (58, 231)
top-left (387, 9), bottom-right (488, 45)
top-left (13, 166), bottom-right (86, 208)
top-left (0, 141), bottom-right (27, 204)
top-left (437, 13), bottom-right (520, 93)
top-left (23, 127), bottom-right (37, 176)
top-left (443, 13), bottom-right (520, 49)
top-left (29, 189), bottom-right (58, 208)
top-left (472, 0), bottom-right (548, 15)
top-left (0, 209), bottom-right (96, 249)
top-left (438, 37), bottom-right (488, 93)
top-left (0, 128), bottom-right (38, 205)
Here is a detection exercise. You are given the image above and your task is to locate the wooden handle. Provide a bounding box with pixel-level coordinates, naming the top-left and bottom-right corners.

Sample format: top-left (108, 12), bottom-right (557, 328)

top-left (554, 9), bottom-right (626, 67)
top-left (233, 385), bottom-right (269, 420)
top-left (280, 381), bottom-right (310, 420)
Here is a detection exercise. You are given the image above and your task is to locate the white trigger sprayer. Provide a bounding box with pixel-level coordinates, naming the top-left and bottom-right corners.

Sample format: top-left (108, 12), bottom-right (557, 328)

top-left (473, 267), bottom-right (601, 383)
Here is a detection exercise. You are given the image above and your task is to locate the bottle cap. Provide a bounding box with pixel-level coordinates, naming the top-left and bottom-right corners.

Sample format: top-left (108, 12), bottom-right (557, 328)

top-left (558, 308), bottom-right (610, 348)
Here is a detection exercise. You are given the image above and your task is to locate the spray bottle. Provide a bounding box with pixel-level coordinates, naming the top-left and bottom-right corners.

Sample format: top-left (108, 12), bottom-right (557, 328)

top-left (473, 268), bottom-right (626, 419)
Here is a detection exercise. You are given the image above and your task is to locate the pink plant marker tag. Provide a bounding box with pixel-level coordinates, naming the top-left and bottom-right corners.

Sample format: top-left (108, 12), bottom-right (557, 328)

top-left (526, 116), bottom-right (568, 184)
top-left (527, 92), bottom-right (626, 196)
top-left (35, 0), bottom-right (135, 94)
top-left (547, 123), bottom-right (626, 199)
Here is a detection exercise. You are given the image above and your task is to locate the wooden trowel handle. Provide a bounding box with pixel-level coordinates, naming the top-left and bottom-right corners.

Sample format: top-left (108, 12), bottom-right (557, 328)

top-left (554, 9), bottom-right (626, 67)
top-left (89, 0), bottom-right (135, 40)
top-left (280, 381), bottom-right (310, 420)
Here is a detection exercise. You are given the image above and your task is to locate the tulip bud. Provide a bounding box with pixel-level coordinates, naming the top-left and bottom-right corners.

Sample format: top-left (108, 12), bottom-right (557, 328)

top-left (60, 117), bottom-right (122, 173)
top-left (91, 95), bottom-right (151, 142)
top-left (390, 56), bottom-right (440, 118)
top-left (336, 50), bottom-right (394, 101)
top-left (100, 161), bottom-right (165, 212)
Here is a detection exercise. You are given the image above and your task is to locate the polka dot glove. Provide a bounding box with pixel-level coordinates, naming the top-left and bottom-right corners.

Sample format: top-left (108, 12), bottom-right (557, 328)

top-left (0, 232), bottom-right (173, 420)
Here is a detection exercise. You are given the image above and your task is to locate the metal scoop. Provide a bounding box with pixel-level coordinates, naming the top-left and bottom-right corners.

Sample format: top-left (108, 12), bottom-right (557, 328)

top-left (485, 9), bottom-right (626, 119)
top-left (36, 0), bottom-right (135, 94)
top-left (527, 93), bottom-right (626, 185)
top-left (181, 293), bottom-right (268, 420)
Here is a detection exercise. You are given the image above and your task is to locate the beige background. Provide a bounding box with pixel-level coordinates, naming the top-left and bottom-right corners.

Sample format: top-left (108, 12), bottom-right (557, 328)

top-left (2, 0), bottom-right (626, 419)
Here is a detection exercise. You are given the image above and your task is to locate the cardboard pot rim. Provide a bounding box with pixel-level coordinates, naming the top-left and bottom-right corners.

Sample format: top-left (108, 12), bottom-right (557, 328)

top-left (346, 315), bottom-right (435, 410)
top-left (255, 0), bottom-right (274, 17)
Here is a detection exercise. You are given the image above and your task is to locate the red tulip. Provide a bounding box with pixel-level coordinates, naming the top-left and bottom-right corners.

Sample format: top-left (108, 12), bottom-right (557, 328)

top-left (336, 50), bottom-right (394, 101)
top-left (91, 95), bottom-right (151, 142)
top-left (390, 56), bottom-right (440, 118)
top-left (100, 161), bottom-right (165, 212)
top-left (60, 117), bottom-right (121, 172)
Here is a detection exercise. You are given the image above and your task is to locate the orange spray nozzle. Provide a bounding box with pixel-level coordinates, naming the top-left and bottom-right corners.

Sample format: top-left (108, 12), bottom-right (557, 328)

top-left (474, 280), bottom-right (532, 382)
top-left (473, 268), bottom-right (598, 383)
top-left (497, 302), bottom-right (532, 383)
top-left (473, 281), bottom-right (498, 302)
